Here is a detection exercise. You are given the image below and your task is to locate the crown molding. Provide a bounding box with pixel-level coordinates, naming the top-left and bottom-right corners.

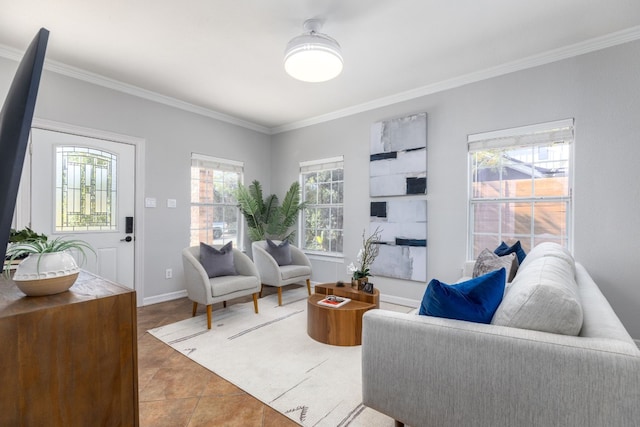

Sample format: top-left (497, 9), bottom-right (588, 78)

top-left (0, 44), bottom-right (271, 135)
top-left (2, 25), bottom-right (640, 136)
top-left (271, 25), bottom-right (640, 134)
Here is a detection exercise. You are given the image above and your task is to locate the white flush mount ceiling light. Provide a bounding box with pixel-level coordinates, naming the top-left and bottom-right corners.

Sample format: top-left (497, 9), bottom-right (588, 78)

top-left (284, 19), bottom-right (343, 83)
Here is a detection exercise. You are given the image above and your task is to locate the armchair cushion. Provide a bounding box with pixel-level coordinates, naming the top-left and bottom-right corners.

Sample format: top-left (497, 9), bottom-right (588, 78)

top-left (200, 241), bottom-right (237, 278)
top-left (280, 264), bottom-right (312, 281)
top-left (210, 275), bottom-right (259, 297)
top-left (419, 268), bottom-right (506, 324)
top-left (266, 239), bottom-right (292, 266)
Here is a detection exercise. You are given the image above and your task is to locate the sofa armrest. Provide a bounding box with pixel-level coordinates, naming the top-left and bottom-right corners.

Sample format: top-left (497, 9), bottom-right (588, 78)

top-left (362, 310), bottom-right (640, 427)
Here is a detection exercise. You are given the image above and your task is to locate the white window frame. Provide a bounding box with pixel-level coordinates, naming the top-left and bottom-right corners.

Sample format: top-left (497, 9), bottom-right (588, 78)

top-left (190, 153), bottom-right (244, 249)
top-left (467, 119), bottom-right (574, 259)
top-left (299, 156), bottom-right (344, 256)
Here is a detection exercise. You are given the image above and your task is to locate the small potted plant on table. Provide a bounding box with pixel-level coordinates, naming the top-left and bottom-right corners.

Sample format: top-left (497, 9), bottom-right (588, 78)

top-left (4, 234), bottom-right (94, 296)
top-left (348, 227), bottom-right (382, 290)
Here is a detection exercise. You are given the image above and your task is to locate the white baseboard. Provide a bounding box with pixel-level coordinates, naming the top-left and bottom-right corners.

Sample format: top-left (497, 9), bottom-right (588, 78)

top-left (143, 289), bottom-right (187, 306)
top-left (380, 293), bottom-right (420, 309)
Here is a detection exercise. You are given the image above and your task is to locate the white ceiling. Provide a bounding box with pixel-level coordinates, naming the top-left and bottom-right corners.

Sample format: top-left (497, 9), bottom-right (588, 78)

top-left (1, 1), bottom-right (640, 133)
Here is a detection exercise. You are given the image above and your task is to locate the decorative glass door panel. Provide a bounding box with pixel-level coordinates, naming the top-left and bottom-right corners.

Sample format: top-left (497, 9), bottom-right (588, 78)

top-left (56, 146), bottom-right (117, 232)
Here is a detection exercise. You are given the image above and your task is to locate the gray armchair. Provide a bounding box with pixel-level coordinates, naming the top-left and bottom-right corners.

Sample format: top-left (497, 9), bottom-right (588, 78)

top-left (251, 240), bottom-right (312, 305)
top-left (182, 245), bottom-right (260, 329)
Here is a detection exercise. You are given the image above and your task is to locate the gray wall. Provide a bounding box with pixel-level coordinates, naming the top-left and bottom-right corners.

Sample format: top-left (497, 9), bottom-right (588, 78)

top-left (1, 38), bottom-right (638, 338)
top-left (0, 56), bottom-right (272, 302)
top-left (271, 40), bottom-right (640, 338)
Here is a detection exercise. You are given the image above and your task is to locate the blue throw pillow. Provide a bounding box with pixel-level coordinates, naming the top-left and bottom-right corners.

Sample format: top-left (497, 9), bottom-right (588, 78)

top-left (266, 239), bottom-right (292, 266)
top-left (494, 241), bottom-right (527, 264)
top-left (418, 268), bottom-right (506, 324)
top-left (200, 241), bottom-right (237, 278)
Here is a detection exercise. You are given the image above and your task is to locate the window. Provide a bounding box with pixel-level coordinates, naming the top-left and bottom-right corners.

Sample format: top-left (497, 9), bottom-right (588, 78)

top-left (300, 156), bottom-right (344, 254)
top-left (468, 119), bottom-right (573, 258)
top-left (190, 154), bottom-right (243, 248)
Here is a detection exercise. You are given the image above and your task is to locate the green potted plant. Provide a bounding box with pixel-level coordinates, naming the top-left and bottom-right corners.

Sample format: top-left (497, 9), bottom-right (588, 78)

top-left (235, 180), bottom-right (306, 242)
top-left (8, 226), bottom-right (48, 244)
top-left (347, 227), bottom-right (382, 288)
top-left (5, 227), bottom-right (48, 260)
top-left (4, 235), bottom-right (95, 296)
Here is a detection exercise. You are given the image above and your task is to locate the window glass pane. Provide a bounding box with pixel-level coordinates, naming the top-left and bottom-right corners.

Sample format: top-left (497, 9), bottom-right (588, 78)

top-left (533, 201), bottom-right (568, 239)
top-left (318, 183), bottom-right (331, 204)
top-left (471, 150), bottom-right (502, 198)
top-left (533, 167), bottom-right (569, 197)
top-left (332, 182), bottom-right (343, 204)
top-left (472, 203), bottom-right (500, 234)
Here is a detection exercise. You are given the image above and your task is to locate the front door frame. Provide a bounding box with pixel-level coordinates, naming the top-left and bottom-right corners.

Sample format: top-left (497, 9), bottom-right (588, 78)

top-left (31, 118), bottom-right (146, 306)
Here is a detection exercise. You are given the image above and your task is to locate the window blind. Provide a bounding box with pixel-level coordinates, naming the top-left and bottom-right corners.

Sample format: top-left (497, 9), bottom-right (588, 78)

top-left (300, 155), bottom-right (344, 173)
top-left (191, 153), bottom-right (244, 173)
top-left (468, 119), bottom-right (574, 152)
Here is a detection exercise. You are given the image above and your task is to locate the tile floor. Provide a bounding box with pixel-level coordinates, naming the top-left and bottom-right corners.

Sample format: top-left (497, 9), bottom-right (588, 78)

top-left (137, 288), bottom-right (299, 427)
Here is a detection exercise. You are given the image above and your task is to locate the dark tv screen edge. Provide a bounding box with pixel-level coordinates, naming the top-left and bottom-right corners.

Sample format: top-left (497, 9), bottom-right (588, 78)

top-left (0, 28), bottom-right (49, 262)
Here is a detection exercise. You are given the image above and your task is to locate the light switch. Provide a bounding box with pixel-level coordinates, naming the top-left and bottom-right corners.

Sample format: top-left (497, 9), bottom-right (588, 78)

top-left (145, 197), bottom-right (157, 208)
top-left (167, 199), bottom-right (177, 208)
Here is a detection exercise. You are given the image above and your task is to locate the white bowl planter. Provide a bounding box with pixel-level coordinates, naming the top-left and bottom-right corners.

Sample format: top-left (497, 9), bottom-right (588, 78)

top-left (13, 252), bottom-right (80, 296)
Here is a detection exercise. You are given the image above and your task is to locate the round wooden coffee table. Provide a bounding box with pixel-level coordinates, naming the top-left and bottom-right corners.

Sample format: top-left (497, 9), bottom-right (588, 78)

top-left (307, 282), bottom-right (380, 346)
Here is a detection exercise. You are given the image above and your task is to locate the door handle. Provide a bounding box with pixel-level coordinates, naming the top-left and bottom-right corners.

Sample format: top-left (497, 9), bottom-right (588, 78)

top-left (120, 236), bottom-right (133, 242)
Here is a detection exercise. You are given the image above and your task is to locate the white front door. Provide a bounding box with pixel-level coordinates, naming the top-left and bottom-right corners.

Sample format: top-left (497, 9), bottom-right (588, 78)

top-left (30, 127), bottom-right (136, 289)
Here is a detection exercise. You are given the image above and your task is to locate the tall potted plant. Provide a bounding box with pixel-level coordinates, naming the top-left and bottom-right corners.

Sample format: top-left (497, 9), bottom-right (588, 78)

top-left (235, 180), bottom-right (306, 242)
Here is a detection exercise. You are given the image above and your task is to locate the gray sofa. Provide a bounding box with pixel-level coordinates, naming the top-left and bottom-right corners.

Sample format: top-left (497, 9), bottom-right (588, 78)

top-left (362, 243), bottom-right (640, 427)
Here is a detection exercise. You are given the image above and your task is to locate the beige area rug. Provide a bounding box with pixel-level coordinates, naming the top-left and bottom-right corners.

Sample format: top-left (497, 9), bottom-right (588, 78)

top-left (148, 287), bottom-right (413, 426)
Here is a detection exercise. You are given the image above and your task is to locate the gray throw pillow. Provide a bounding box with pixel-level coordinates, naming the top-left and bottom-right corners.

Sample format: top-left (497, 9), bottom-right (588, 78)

top-left (266, 239), bottom-right (292, 266)
top-left (200, 241), bottom-right (237, 278)
top-left (473, 248), bottom-right (519, 282)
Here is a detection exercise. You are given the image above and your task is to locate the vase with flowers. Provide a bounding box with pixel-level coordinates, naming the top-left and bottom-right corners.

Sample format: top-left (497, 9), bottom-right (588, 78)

top-left (347, 227), bottom-right (382, 289)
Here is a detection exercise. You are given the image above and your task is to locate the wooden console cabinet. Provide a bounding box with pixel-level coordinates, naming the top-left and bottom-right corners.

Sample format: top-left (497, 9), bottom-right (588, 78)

top-left (0, 270), bottom-right (139, 426)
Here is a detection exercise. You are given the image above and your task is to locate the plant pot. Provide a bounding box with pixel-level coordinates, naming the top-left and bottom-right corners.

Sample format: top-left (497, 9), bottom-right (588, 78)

top-left (12, 252), bottom-right (80, 296)
top-left (352, 277), bottom-right (368, 290)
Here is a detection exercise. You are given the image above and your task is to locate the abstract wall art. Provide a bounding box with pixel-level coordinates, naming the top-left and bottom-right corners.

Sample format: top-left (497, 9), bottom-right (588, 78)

top-left (368, 112), bottom-right (427, 282)
top-left (369, 199), bottom-right (427, 282)
top-left (370, 112), bottom-right (427, 197)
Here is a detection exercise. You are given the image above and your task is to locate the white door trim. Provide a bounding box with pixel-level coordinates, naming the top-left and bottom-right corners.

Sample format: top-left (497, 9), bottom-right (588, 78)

top-left (31, 118), bottom-right (146, 307)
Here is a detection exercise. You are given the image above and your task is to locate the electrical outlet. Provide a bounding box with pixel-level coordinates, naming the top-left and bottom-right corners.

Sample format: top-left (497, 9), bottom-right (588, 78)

top-left (165, 268), bottom-right (172, 279)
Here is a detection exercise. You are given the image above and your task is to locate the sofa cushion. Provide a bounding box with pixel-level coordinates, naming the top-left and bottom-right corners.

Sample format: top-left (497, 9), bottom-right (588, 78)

top-left (419, 268), bottom-right (506, 324)
top-left (266, 239), bottom-right (292, 266)
top-left (473, 248), bottom-right (519, 282)
top-left (200, 241), bottom-right (237, 278)
top-left (495, 240), bottom-right (527, 264)
top-left (516, 242), bottom-right (575, 277)
top-left (491, 256), bottom-right (583, 335)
